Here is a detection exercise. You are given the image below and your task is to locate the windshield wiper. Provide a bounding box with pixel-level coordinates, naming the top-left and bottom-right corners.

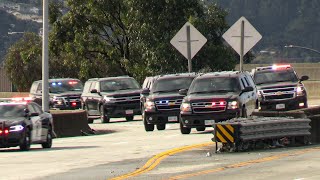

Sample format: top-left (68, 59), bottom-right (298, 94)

top-left (153, 89), bottom-right (181, 93)
top-left (190, 90), bottom-right (231, 94)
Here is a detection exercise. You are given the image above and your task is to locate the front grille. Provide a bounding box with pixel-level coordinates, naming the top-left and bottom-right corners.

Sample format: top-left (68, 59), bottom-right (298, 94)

top-left (261, 86), bottom-right (296, 101)
top-left (155, 99), bottom-right (183, 110)
top-left (192, 101), bottom-right (226, 113)
top-left (113, 96), bottom-right (140, 102)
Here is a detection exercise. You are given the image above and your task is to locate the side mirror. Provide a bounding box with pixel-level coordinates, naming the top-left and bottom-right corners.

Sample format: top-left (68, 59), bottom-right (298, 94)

top-left (90, 89), bottom-right (98, 93)
top-left (242, 86), bottom-right (254, 92)
top-left (141, 88), bottom-right (150, 95)
top-left (24, 108), bottom-right (30, 117)
top-left (179, 89), bottom-right (188, 96)
top-left (300, 75), bottom-right (309, 81)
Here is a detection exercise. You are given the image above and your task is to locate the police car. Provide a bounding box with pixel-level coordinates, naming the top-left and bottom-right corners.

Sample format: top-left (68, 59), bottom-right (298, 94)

top-left (0, 97), bottom-right (53, 151)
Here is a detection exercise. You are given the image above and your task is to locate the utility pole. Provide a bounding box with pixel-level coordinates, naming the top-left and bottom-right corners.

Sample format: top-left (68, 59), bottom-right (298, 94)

top-left (42, 0), bottom-right (49, 112)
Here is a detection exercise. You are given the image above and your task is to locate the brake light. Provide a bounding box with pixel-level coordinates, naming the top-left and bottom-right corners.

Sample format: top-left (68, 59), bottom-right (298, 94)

top-left (272, 64), bottom-right (291, 70)
top-left (0, 128), bottom-right (9, 135)
top-left (71, 102), bottom-right (77, 106)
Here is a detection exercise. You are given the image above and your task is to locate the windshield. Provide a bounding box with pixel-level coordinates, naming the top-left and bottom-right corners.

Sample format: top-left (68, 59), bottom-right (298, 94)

top-left (151, 77), bottom-right (195, 93)
top-left (100, 78), bottom-right (140, 92)
top-left (49, 80), bottom-right (83, 93)
top-left (0, 104), bottom-right (25, 118)
top-left (189, 77), bottom-right (240, 94)
top-left (254, 70), bottom-right (299, 85)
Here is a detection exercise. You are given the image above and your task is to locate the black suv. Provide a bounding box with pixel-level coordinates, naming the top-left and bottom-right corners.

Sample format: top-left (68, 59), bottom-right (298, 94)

top-left (252, 64), bottom-right (309, 111)
top-left (81, 76), bottom-right (141, 123)
top-left (179, 71), bottom-right (258, 134)
top-left (141, 73), bottom-right (198, 132)
top-left (30, 78), bottom-right (83, 110)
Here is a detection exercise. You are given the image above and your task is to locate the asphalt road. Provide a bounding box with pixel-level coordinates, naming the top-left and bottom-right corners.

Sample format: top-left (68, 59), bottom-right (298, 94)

top-left (1, 99), bottom-right (320, 180)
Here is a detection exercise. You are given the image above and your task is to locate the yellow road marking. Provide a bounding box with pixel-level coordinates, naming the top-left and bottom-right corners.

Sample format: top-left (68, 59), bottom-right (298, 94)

top-left (110, 142), bottom-right (214, 180)
top-left (168, 147), bottom-right (320, 180)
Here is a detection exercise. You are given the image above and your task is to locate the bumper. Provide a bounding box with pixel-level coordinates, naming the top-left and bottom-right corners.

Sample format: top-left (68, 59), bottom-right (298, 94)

top-left (144, 110), bottom-right (180, 124)
top-left (180, 109), bottom-right (239, 128)
top-left (52, 101), bottom-right (82, 110)
top-left (0, 132), bottom-right (23, 148)
top-left (103, 102), bottom-right (141, 118)
top-left (260, 96), bottom-right (307, 111)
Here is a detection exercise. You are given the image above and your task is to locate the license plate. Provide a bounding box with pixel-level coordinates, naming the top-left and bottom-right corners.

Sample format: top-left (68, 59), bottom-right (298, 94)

top-left (125, 110), bottom-right (133, 114)
top-left (205, 120), bottom-right (215, 125)
top-left (168, 116), bottom-right (178, 121)
top-left (276, 104), bottom-right (285, 109)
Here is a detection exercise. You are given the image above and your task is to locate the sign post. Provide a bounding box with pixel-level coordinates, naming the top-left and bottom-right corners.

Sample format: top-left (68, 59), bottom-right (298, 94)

top-left (170, 22), bottom-right (207, 72)
top-left (222, 17), bottom-right (262, 71)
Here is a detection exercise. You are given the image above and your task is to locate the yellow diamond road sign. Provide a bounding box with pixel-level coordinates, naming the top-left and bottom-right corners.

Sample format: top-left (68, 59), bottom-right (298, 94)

top-left (170, 22), bottom-right (207, 59)
top-left (223, 16), bottom-right (262, 55)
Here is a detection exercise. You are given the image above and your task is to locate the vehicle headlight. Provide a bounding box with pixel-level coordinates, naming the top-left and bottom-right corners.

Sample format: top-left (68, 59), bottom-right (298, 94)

top-left (227, 101), bottom-right (238, 109)
top-left (180, 102), bottom-right (192, 112)
top-left (145, 99), bottom-right (155, 110)
top-left (9, 125), bottom-right (24, 132)
top-left (297, 85), bottom-right (305, 96)
top-left (104, 96), bottom-right (115, 102)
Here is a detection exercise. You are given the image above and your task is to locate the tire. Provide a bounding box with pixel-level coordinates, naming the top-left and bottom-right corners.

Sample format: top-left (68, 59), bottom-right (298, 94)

top-left (41, 127), bottom-right (53, 149)
top-left (100, 106), bottom-right (110, 123)
top-left (196, 127), bottom-right (206, 132)
top-left (180, 121), bottom-right (191, 134)
top-left (85, 105), bottom-right (94, 124)
top-left (241, 107), bottom-right (248, 118)
top-left (126, 116), bottom-right (134, 121)
top-left (88, 118), bottom-right (94, 124)
top-left (20, 128), bottom-right (31, 151)
top-left (157, 124), bottom-right (166, 130)
top-left (143, 108), bottom-right (154, 131)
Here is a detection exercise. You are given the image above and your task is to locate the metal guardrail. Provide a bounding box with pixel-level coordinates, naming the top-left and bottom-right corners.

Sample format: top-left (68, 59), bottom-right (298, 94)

top-left (213, 116), bottom-right (311, 152)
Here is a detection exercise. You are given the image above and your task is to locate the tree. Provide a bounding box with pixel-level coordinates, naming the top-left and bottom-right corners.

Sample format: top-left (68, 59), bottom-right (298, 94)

top-left (4, 32), bottom-right (42, 92)
top-left (49, 0), bottom-right (237, 83)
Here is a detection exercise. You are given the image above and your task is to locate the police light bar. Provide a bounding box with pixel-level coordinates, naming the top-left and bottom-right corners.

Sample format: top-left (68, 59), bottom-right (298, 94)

top-left (11, 97), bottom-right (33, 102)
top-left (272, 64), bottom-right (291, 70)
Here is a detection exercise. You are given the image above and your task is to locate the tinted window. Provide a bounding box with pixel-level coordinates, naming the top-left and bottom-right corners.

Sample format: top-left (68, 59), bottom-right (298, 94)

top-left (189, 77), bottom-right (240, 94)
top-left (151, 77), bottom-right (194, 93)
top-left (49, 80), bottom-right (83, 93)
top-left (100, 78), bottom-right (140, 92)
top-left (254, 70), bottom-right (298, 85)
top-left (0, 104), bottom-right (25, 118)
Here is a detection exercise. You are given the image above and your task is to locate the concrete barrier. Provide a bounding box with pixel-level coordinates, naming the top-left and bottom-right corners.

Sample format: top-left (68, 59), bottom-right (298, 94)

top-left (51, 110), bottom-right (93, 138)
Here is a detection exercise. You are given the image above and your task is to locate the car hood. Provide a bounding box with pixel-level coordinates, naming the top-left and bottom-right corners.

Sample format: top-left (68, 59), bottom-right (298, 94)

top-left (50, 91), bottom-right (82, 97)
top-left (148, 92), bottom-right (184, 100)
top-left (257, 82), bottom-right (298, 90)
top-left (0, 117), bottom-right (24, 126)
top-left (101, 89), bottom-right (141, 97)
top-left (184, 92), bottom-right (239, 102)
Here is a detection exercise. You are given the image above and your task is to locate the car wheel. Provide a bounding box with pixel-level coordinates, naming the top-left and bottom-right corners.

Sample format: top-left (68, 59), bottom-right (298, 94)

top-left (85, 106), bottom-right (95, 123)
top-left (41, 127), bottom-right (53, 149)
top-left (180, 121), bottom-right (191, 134)
top-left (100, 106), bottom-right (110, 123)
top-left (157, 124), bottom-right (166, 130)
top-left (242, 107), bottom-right (248, 118)
top-left (196, 127), bottom-right (206, 132)
top-left (20, 128), bottom-right (31, 151)
top-left (88, 118), bottom-right (94, 124)
top-left (126, 116), bottom-right (134, 121)
top-left (143, 108), bottom-right (154, 131)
